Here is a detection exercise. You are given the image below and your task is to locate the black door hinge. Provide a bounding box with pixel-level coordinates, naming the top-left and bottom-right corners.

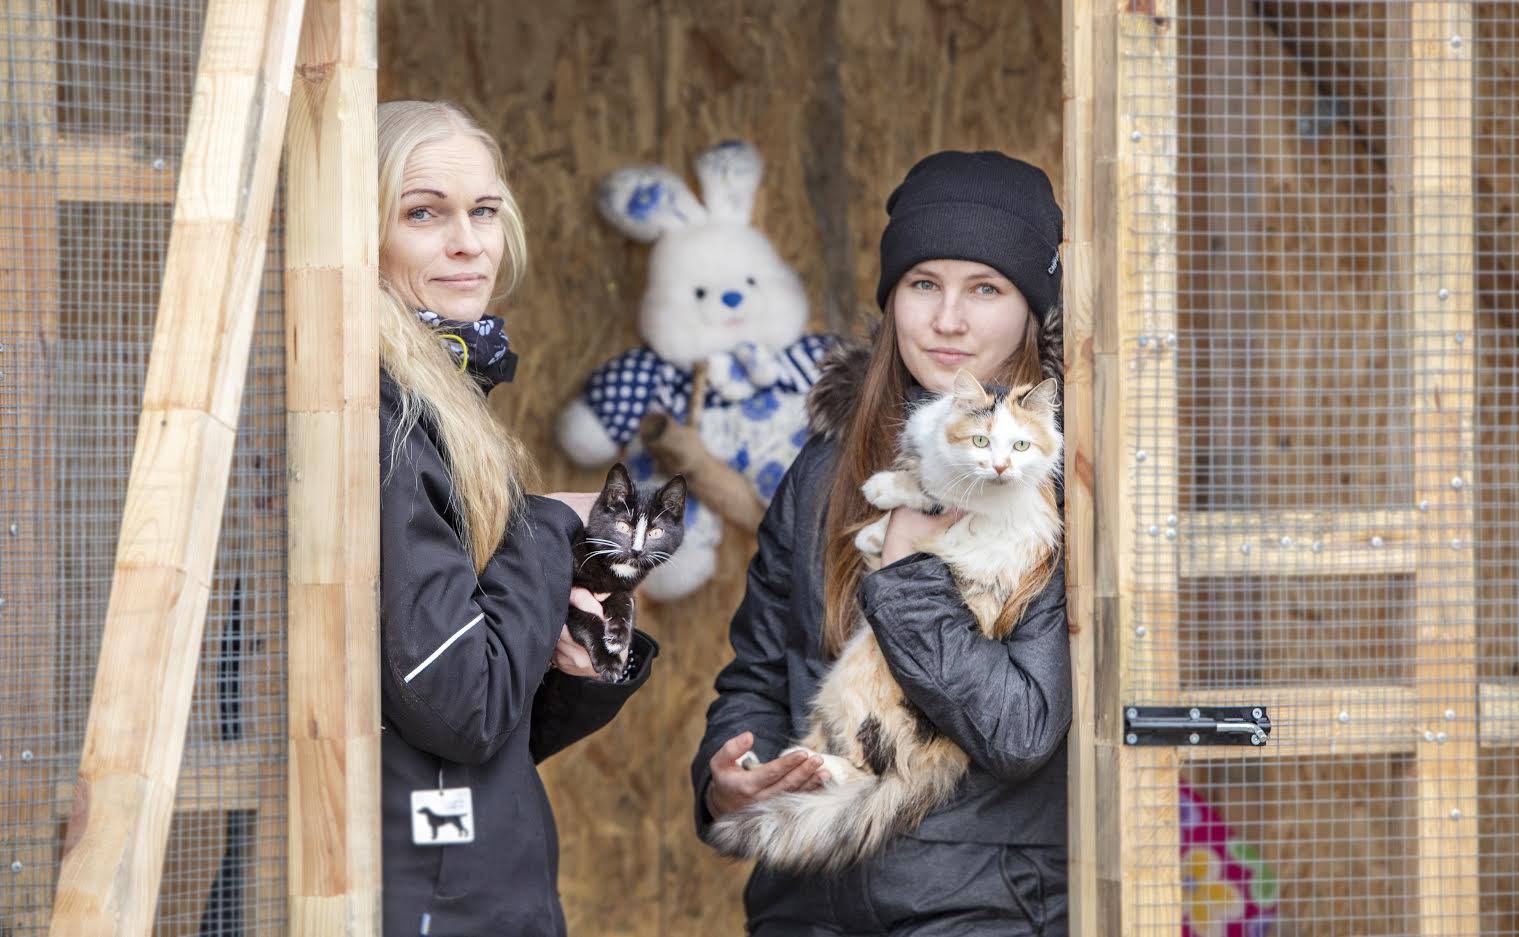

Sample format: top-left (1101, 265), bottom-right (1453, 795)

top-left (1123, 705), bottom-right (1271, 747)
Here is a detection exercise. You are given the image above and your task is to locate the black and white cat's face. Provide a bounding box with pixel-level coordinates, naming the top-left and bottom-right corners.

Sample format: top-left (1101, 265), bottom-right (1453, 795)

top-left (586, 464), bottom-right (688, 580)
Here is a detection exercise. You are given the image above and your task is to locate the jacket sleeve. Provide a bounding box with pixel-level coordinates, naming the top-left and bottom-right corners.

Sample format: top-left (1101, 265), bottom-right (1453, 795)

top-left (379, 405), bottom-right (580, 767)
top-left (529, 630), bottom-right (660, 763)
top-left (689, 454), bottom-right (807, 838)
top-left (859, 555), bottom-right (1071, 783)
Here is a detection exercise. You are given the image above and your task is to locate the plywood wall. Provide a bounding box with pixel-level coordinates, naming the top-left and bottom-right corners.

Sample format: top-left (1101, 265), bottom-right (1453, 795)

top-left (378, 1), bottom-right (1063, 933)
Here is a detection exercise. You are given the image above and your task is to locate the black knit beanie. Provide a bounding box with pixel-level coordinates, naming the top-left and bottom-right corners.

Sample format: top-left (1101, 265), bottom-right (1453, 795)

top-left (876, 151), bottom-right (1063, 318)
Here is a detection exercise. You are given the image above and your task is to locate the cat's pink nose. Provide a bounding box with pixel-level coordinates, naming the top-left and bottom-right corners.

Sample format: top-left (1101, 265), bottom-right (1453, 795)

top-left (993, 464), bottom-right (1008, 475)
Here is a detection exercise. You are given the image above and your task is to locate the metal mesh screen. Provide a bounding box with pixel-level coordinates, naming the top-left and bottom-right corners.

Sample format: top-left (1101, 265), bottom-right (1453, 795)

top-left (1119, 0), bottom-right (1519, 933)
top-left (1, 3), bottom-right (288, 934)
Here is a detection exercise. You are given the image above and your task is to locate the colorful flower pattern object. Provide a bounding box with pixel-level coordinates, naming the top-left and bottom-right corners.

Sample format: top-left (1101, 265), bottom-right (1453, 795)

top-left (1180, 781), bottom-right (1278, 937)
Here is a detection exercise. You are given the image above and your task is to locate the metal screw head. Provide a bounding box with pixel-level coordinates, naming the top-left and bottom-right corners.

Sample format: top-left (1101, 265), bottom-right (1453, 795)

top-left (1164, 529), bottom-right (1178, 541)
top-left (1148, 524), bottom-right (1160, 536)
top-left (1252, 708), bottom-right (1264, 720)
top-left (152, 157), bottom-right (166, 171)
top-left (7, 524), bottom-right (17, 536)
top-left (1452, 539), bottom-right (1464, 551)
top-left (1450, 34), bottom-right (1463, 48)
top-left (1138, 335), bottom-right (1150, 348)
top-left (1136, 450), bottom-right (1148, 462)
top-left (1188, 733), bottom-right (1201, 745)
top-left (1126, 708), bottom-right (1139, 720)
top-left (1126, 733), bottom-right (1139, 745)
top-left (19, 750), bottom-right (32, 762)
top-left (1418, 500), bottom-right (1430, 512)
top-left (1371, 535), bottom-right (1384, 548)
top-left (1451, 476), bottom-right (1465, 490)
top-left (1240, 542), bottom-right (1252, 555)
top-left (1425, 730), bottom-right (1437, 742)
top-left (1438, 287), bottom-right (1451, 300)
top-left (1455, 332), bottom-right (1466, 344)
top-left (1135, 626), bottom-right (1148, 638)
top-left (1166, 515), bottom-right (1178, 527)
top-left (1451, 808), bottom-right (1462, 820)
top-left (1165, 333), bottom-right (1177, 348)
top-left (1445, 709), bottom-right (1456, 721)
top-left (1131, 129), bottom-right (1143, 142)
top-left (1279, 536), bottom-right (1292, 548)
top-left (1249, 732), bottom-right (1265, 746)
top-left (10, 861), bottom-right (20, 873)
top-left (1436, 732), bottom-right (1448, 743)
top-left (1189, 707), bottom-right (1201, 720)
top-left (1338, 710), bottom-right (1350, 724)
top-left (1311, 541), bottom-right (1323, 553)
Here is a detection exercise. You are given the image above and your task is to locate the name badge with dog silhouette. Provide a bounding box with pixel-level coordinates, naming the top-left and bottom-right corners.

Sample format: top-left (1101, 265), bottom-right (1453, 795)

top-left (411, 786), bottom-right (475, 846)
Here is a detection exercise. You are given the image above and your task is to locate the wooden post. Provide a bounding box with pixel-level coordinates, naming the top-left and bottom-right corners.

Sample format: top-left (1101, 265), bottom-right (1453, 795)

top-left (283, 0), bottom-right (381, 932)
top-left (1103, 0), bottom-right (1183, 932)
top-left (47, 1), bottom-right (306, 933)
top-left (1060, 0), bottom-right (1100, 930)
top-left (1392, 4), bottom-right (1480, 934)
top-left (0, 1), bottom-right (58, 930)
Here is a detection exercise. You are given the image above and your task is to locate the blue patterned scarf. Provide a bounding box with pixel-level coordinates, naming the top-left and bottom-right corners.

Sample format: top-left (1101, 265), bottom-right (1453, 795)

top-left (416, 309), bottom-right (519, 391)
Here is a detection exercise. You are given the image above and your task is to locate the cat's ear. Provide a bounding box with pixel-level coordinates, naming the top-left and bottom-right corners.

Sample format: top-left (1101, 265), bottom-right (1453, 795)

top-left (601, 462), bottom-right (634, 507)
top-left (950, 369), bottom-right (990, 407)
top-left (1019, 377), bottom-right (1061, 414)
top-left (655, 474), bottom-right (688, 521)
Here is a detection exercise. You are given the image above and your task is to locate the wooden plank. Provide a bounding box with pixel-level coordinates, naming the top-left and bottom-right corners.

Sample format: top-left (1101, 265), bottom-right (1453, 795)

top-left (53, 743), bottom-right (271, 818)
top-left (1107, 0), bottom-right (1182, 932)
top-left (1392, 4), bottom-right (1481, 935)
top-left (1175, 509), bottom-right (1419, 578)
top-left (284, 0), bottom-right (381, 933)
top-left (0, 2), bottom-right (57, 929)
top-left (1061, 0), bottom-right (1099, 929)
top-left (47, 1), bottom-right (307, 934)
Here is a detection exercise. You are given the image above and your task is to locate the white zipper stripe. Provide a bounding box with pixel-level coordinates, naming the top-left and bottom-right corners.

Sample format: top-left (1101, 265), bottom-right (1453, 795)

top-left (404, 613), bottom-right (484, 683)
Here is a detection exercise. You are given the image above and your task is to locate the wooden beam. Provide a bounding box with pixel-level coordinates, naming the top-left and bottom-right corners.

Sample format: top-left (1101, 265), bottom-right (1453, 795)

top-left (1175, 509), bottom-right (1419, 578)
top-left (1391, 4), bottom-right (1481, 935)
top-left (1061, 0), bottom-right (1100, 929)
top-left (47, 1), bottom-right (306, 933)
top-left (284, 0), bottom-right (381, 933)
top-left (0, 2), bottom-right (57, 930)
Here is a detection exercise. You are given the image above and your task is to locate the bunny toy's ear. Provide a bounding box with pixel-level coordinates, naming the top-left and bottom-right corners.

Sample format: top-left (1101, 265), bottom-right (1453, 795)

top-left (598, 165), bottom-right (708, 242)
top-left (692, 140), bottom-right (763, 224)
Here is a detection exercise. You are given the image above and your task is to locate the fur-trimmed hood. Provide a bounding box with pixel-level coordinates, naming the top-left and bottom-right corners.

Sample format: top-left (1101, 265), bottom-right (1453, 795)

top-left (805, 303), bottom-right (1065, 441)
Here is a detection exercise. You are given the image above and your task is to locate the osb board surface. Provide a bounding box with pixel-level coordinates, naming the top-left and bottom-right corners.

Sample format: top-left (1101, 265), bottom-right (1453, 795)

top-left (378, 1), bottom-right (1063, 933)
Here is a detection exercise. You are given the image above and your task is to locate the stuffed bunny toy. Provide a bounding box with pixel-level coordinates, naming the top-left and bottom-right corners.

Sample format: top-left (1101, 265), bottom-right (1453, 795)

top-left (558, 140), bottom-right (837, 601)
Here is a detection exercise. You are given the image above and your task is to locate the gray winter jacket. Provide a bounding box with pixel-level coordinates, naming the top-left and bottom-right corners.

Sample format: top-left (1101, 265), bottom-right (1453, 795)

top-left (691, 352), bottom-right (1071, 934)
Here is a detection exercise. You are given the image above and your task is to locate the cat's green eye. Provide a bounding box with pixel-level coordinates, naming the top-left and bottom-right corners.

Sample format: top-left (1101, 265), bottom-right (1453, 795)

top-left (648, 528), bottom-right (664, 539)
top-left (615, 521), bottom-right (632, 534)
top-left (1013, 439), bottom-right (1031, 451)
top-left (972, 434), bottom-right (990, 448)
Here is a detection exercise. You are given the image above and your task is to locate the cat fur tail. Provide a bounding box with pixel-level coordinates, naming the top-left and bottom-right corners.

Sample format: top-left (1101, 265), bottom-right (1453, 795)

top-left (706, 763), bottom-right (958, 875)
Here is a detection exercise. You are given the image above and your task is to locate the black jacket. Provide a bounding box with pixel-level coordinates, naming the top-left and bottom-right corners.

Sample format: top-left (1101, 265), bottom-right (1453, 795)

top-left (691, 351), bottom-right (1071, 931)
top-left (379, 374), bottom-right (656, 937)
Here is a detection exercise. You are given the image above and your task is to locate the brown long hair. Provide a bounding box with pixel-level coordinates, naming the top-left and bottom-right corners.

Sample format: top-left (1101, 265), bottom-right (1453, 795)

top-left (819, 292), bottom-right (1046, 658)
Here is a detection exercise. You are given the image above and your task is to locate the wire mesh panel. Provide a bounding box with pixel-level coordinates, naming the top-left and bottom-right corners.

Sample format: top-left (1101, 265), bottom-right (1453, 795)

top-left (0, 3), bottom-right (288, 934)
top-left (1116, 0), bottom-right (1517, 934)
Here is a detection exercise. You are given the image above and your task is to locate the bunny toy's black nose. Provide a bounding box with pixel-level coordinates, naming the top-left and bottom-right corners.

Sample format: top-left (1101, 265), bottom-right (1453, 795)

top-left (721, 290), bottom-right (743, 308)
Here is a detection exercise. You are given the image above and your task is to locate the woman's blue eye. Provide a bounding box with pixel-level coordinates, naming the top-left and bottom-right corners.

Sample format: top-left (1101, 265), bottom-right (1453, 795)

top-left (405, 207), bottom-right (430, 221)
top-left (912, 279), bottom-right (938, 291)
top-left (975, 283), bottom-right (1000, 295)
top-left (471, 205), bottom-right (498, 218)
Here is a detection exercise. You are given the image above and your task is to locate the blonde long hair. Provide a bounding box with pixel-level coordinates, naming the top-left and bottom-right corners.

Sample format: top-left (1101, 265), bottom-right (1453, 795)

top-left (819, 291), bottom-right (1045, 658)
top-left (378, 100), bottom-right (536, 572)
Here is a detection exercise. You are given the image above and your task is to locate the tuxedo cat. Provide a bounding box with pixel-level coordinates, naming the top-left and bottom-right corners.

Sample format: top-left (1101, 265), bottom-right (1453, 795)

top-left (567, 463), bottom-right (687, 680)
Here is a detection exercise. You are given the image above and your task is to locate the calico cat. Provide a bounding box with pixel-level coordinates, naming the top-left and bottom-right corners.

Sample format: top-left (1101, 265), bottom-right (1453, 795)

top-left (707, 370), bottom-right (1063, 873)
top-left (567, 463), bottom-right (687, 680)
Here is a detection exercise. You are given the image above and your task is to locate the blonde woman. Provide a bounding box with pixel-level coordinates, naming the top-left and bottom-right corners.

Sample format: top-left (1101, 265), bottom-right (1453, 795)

top-left (375, 100), bottom-right (656, 936)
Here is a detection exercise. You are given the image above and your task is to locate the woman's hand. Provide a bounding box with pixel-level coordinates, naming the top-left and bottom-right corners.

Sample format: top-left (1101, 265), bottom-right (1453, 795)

top-left (879, 506), bottom-right (963, 566)
top-left (552, 587), bottom-right (608, 678)
top-left (546, 491), bottom-right (600, 525)
top-left (705, 732), bottom-right (829, 821)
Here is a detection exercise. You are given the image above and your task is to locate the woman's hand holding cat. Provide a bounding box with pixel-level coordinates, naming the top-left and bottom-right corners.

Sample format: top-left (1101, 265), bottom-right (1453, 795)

top-left (879, 507), bottom-right (963, 567)
top-left (552, 587), bottom-right (609, 678)
top-left (705, 731), bottom-right (830, 821)
top-left (546, 491), bottom-right (600, 524)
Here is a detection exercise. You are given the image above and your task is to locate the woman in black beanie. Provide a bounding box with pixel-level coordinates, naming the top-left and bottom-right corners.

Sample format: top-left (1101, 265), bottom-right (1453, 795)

top-left (693, 150), bottom-right (1070, 936)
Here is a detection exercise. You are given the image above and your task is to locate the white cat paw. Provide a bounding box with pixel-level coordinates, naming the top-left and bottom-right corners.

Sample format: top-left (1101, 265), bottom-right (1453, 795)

top-left (854, 515), bottom-right (888, 556)
top-left (861, 471), bottom-right (911, 509)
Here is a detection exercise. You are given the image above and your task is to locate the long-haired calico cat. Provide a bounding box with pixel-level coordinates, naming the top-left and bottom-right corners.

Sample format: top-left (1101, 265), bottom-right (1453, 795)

top-left (707, 370), bottom-right (1062, 872)
top-left (567, 463), bottom-right (687, 680)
